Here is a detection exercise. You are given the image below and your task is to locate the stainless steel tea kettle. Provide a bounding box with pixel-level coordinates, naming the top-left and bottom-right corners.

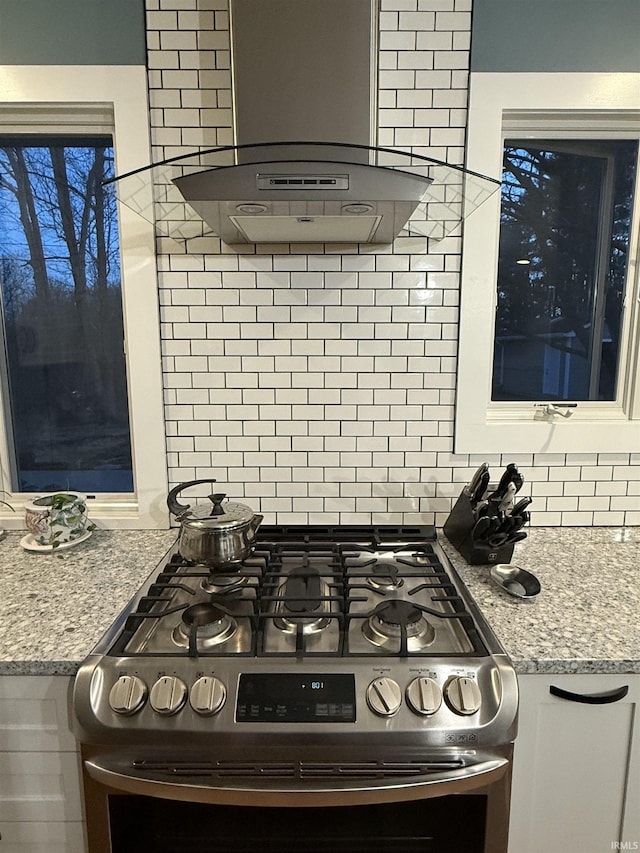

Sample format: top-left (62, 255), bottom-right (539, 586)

top-left (167, 479), bottom-right (263, 567)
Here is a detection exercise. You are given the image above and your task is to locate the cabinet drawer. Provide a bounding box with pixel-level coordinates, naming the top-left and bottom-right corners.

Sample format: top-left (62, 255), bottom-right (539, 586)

top-left (0, 751), bottom-right (83, 823)
top-left (0, 676), bottom-right (76, 752)
top-left (0, 820), bottom-right (85, 853)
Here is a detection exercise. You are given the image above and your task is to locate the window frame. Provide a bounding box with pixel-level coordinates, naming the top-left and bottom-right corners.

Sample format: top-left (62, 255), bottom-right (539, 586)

top-left (456, 72), bottom-right (640, 454)
top-left (0, 66), bottom-right (168, 527)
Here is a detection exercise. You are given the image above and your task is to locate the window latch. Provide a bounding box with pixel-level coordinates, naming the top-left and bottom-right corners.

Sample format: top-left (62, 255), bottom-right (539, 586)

top-left (533, 403), bottom-right (578, 421)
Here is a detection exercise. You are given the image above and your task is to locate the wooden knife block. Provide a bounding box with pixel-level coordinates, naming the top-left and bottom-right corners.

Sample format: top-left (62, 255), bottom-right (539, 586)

top-left (443, 490), bottom-right (515, 566)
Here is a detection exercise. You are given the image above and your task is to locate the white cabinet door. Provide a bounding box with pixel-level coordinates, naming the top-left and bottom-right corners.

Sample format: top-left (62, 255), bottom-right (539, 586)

top-left (0, 821), bottom-right (85, 853)
top-left (0, 676), bottom-right (85, 853)
top-left (508, 674), bottom-right (639, 853)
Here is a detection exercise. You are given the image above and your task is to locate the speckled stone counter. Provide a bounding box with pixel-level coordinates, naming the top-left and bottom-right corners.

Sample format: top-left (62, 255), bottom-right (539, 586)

top-left (0, 529), bottom-right (177, 675)
top-left (0, 526), bottom-right (638, 677)
top-left (442, 527), bottom-right (640, 675)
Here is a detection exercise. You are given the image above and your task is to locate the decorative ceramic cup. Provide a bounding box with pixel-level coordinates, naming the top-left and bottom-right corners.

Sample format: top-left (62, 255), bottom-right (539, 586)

top-left (24, 492), bottom-right (90, 548)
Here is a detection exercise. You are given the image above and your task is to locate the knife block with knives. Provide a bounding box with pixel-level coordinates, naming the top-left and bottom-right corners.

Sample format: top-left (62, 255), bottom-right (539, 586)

top-left (443, 463), bottom-right (531, 566)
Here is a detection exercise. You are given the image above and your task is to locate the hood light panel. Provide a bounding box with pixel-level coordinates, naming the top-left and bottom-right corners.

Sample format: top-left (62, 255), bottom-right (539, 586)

top-left (230, 213), bottom-right (382, 243)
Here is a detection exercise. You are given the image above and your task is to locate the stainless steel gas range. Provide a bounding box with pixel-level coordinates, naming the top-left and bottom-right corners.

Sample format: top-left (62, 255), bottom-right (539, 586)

top-left (73, 525), bottom-right (518, 853)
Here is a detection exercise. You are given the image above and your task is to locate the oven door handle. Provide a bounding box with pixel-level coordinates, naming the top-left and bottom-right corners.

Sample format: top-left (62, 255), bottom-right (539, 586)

top-left (84, 756), bottom-right (510, 807)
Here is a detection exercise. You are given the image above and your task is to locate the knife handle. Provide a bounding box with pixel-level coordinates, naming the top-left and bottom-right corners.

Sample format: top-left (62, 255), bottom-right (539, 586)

top-left (511, 496), bottom-right (532, 516)
top-left (470, 471), bottom-right (490, 505)
top-left (498, 482), bottom-right (517, 512)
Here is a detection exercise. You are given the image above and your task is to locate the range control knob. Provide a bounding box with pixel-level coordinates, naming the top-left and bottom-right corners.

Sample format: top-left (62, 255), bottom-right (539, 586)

top-left (108, 675), bottom-right (147, 715)
top-left (190, 676), bottom-right (226, 716)
top-left (366, 677), bottom-right (402, 717)
top-left (149, 675), bottom-right (188, 716)
top-left (406, 677), bottom-right (442, 716)
top-left (445, 676), bottom-right (482, 716)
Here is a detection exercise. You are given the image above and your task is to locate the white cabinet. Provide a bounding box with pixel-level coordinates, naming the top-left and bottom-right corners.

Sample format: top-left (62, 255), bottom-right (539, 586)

top-left (0, 676), bottom-right (85, 853)
top-left (509, 673), bottom-right (640, 853)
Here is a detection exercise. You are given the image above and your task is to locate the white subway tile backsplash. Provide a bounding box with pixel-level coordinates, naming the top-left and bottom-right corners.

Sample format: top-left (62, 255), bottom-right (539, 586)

top-left (145, 0), bottom-right (637, 526)
top-left (380, 30), bottom-right (417, 49)
top-left (578, 496), bottom-right (611, 511)
top-left (596, 480), bottom-right (632, 497)
top-left (594, 511), bottom-right (626, 525)
top-left (397, 51), bottom-right (435, 71)
top-left (431, 126), bottom-right (466, 146)
top-left (435, 10), bottom-right (471, 29)
top-left (613, 464), bottom-right (639, 480)
top-left (399, 11), bottom-right (436, 29)
top-left (379, 69), bottom-right (417, 89)
top-left (563, 481), bottom-right (595, 497)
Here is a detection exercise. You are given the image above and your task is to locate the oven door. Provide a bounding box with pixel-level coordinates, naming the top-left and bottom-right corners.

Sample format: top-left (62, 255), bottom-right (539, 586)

top-left (80, 747), bottom-right (512, 853)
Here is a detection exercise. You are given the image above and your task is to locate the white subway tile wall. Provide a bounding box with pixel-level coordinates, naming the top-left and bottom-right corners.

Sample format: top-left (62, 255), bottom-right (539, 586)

top-left (146, 0), bottom-right (639, 527)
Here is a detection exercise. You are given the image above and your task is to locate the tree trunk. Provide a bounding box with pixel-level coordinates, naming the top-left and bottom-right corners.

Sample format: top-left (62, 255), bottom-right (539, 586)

top-left (3, 147), bottom-right (51, 301)
top-left (50, 146), bottom-right (87, 299)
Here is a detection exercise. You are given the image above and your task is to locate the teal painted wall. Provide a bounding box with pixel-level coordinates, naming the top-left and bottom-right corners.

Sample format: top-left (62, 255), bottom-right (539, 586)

top-left (4, 0), bottom-right (637, 72)
top-left (471, 0), bottom-right (640, 72)
top-left (0, 0), bottom-right (146, 65)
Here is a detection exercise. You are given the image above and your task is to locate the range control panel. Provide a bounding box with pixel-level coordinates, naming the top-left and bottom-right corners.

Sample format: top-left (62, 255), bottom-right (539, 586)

top-left (102, 662), bottom-right (491, 727)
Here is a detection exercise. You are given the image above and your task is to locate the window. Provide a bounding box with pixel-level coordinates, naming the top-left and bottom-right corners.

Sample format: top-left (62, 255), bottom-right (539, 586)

top-left (0, 135), bottom-right (134, 492)
top-left (0, 67), bottom-right (167, 526)
top-left (494, 139), bottom-right (637, 404)
top-left (456, 73), bottom-right (640, 454)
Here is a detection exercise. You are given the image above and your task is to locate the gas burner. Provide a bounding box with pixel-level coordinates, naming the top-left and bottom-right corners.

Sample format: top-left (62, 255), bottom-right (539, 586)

top-left (200, 574), bottom-right (249, 594)
top-left (396, 551), bottom-right (436, 568)
top-left (365, 552), bottom-right (405, 591)
top-left (344, 550), bottom-right (411, 591)
top-left (362, 599), bottom-right (436, 652)
top-left (367, 573), bottom-right (404, 592)
top-left (172, 603), bottom-right (237, 650)
top-left (273, 566), bottom-right (332, 634)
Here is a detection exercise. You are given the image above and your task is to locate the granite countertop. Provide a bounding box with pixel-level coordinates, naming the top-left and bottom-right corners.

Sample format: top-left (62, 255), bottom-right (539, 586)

top-left (0, 529), bottom-right (177, 675)
top-left (442, 526), bottom-right (640, 675)
top-left (0, 526), bottom-right (638, 677)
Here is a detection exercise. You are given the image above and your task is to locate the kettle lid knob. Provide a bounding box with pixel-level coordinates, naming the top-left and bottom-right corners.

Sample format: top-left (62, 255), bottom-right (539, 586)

top-left (208, 493), bottom-right (227, 516)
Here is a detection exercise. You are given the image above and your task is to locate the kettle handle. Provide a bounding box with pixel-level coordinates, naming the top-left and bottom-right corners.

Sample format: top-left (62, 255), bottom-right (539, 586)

top-left (167, 479), bottom-right (217, 518)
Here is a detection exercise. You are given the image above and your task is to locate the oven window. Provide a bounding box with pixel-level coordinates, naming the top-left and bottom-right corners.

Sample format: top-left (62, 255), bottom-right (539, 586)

top-left (108, 795), bottom-right (487, 853)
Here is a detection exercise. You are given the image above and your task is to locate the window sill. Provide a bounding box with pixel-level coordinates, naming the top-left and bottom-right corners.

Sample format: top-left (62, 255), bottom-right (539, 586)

top-left (455, 411), bottom-right (640, 454)
top-left (0, 500), bottom-right (170, 530)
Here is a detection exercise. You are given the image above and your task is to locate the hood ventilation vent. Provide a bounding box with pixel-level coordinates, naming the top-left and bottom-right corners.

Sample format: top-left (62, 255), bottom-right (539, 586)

top-left (106, 0), bottom-right (500, 246)
top-left (170, 144), bottom-right (436, 244)
top-left (108, 141), bottom-right (499, 245)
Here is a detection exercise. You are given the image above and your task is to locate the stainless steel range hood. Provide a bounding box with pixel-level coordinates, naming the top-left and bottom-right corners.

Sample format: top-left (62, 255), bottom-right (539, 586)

top-left (177, 0), bottom-right (429, 244)
top-left (172, 145), bottom-right (434, 244)
top-left (107, 0), bottom-right (500, 245)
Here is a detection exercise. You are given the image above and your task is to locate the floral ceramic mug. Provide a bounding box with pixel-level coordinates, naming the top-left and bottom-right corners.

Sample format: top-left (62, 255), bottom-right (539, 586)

top-left (25, 492), bottom-right (90, 548)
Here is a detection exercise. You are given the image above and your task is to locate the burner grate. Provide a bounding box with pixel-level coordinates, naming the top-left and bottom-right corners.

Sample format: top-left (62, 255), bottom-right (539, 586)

top-left (107, 526), bottom-right (486, 659)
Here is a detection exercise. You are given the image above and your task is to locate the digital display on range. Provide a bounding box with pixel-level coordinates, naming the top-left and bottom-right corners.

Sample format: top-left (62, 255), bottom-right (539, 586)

top-left (236, 673), bottom-right (356, 723)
